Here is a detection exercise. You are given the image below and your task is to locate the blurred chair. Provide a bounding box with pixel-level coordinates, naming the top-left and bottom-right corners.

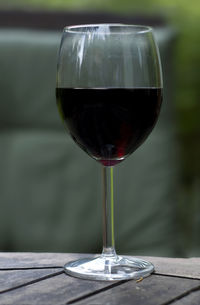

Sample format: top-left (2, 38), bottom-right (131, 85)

top-left (0, 10), bottom-right (179, 256)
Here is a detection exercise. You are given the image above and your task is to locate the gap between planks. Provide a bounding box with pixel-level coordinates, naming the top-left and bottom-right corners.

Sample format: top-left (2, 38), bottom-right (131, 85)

top-left (66, 273), bottom-right (200, 305)
top-left (0, 269), bottom-right (64, 295)
top-left (66, 280), bottom-right (128, 304)
top-left (161, 284), bottom-right (200, 305)
top-left (0, 266), bottom-right (63, 271)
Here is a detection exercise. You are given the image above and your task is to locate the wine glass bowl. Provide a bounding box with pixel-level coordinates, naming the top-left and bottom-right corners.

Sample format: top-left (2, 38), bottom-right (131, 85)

top-left (56, 24), bottom-right (163, 280)
top-left (56, 87), bottom-right (162, 167)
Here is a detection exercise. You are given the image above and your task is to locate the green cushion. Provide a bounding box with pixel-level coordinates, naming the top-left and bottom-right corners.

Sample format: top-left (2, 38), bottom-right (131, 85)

top-left (0, 131), bottom-right (101, 252)
top-left (115, 126), bottom-right (178, 256)
top-left (0, 129), bottom-right (177, 255)
top-left (0, 28), bottom-right (179, 256)
top-left (0, 30), bottom-right (62, 130)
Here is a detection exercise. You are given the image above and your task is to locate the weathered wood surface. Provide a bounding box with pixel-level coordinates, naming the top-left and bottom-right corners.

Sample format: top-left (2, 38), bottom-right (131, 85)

top-left (173, 290), bottom-right (200, 305)
top-left (0, 253), bottom-right (200, 305)
top-left (0, 271), bottom-right (117, 305)
top-left (0, 252), bottom-right (83, 269)
top-left (0, 268), bottom-right (62, 293)
top-left (143, 256), bottom-right (200, 279)
top-left (1, 252), bottom-right (200, 279)
top-left (71, 275), bottom-right (200, 305)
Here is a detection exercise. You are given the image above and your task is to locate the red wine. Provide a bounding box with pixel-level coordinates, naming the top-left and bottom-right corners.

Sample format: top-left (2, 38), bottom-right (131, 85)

top-left (56, 88), bottom-right (162, 166)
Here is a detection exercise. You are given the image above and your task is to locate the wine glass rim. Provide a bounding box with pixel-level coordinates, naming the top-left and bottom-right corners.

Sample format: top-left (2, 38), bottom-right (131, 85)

top-left (63, 24), bottom-right (153, 34)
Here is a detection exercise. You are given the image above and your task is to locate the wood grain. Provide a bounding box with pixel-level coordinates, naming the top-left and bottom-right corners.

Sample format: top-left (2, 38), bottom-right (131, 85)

top-left (172, 289), bottom-right (200, 305)
top-left (0, 252), bottom-right (83, 269)
top-left (1, 253), bottom-right (200, 305)
top-left (1, 253), bottom-right (200, 279)
top-left (0, 268), bottom-right (62, 293)
top-left (141, 256), bottom-right (200, 279)
top-left (0, 270), bottom-right (118, 305)
top-left (71, 274), bottom-right (200, 305)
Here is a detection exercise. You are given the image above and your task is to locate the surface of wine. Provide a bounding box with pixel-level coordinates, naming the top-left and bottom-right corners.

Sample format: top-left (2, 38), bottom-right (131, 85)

top-left (56, 88), bottom-right (162, 166)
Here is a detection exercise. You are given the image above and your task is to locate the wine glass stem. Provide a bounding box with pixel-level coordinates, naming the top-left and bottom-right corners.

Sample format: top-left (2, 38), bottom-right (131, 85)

top-left (102, 166), bottom-right (117, 258)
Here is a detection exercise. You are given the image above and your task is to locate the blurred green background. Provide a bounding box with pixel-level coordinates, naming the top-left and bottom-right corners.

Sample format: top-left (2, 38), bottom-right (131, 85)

top-left (1, 0), bottom-right (200, 186)
top-left (0, 0), bottom-right (200, 252)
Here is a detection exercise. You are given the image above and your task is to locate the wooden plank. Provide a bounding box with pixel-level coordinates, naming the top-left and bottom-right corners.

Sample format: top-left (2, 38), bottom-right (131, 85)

top-left (0, 271), bottom-right (118, 305)
top-left (172, 289), bottom-right (200, 305)
top-left (0, 268), bottom-right (62, 293)
top-left (1, 252), bottom-right (200, 279)
top-left (69, 275), bottom-right (200, 305)
top-left (0, 252), bottom-right (83, 269)
top-left (140, 256), bottom-right (200, 279)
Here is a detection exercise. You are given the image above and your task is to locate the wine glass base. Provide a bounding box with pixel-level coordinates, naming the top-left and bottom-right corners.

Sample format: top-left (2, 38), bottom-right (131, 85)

top-left (64, 255), bottom-right (154, 281)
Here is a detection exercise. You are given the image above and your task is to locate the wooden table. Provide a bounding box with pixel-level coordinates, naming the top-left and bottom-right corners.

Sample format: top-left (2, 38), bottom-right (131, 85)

top-left (0, 253), bottom-right (200, 304)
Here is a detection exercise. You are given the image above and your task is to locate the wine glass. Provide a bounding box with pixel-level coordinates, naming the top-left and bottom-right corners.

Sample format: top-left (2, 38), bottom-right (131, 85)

top-left (56, 24), bottom-right (163, 281)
